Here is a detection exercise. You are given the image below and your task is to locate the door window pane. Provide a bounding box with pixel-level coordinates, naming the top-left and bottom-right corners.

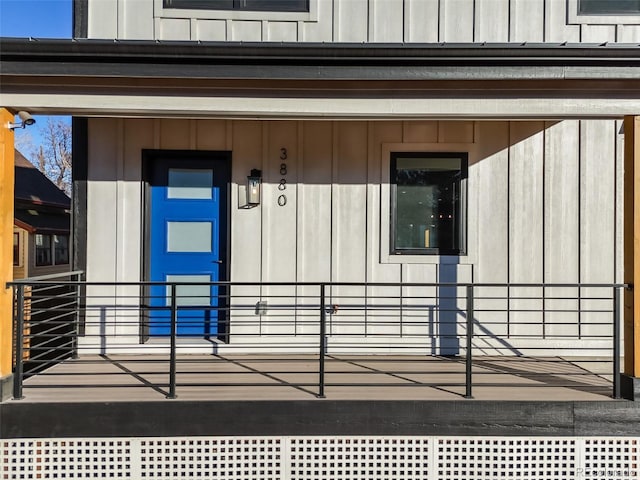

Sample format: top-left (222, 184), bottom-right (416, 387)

top-left (166, 274), bottom-right (211, 306)
top-left (168, 169), bottom-right (213, 199)
top-left (167, 221), bottom-right (212, 252)
top-left (391, 153), bottom-right (467, 255)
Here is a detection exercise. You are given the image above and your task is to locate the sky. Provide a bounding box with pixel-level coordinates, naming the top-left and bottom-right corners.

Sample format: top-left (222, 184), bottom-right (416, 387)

top-left (0, 0), bottom-right (73, 158)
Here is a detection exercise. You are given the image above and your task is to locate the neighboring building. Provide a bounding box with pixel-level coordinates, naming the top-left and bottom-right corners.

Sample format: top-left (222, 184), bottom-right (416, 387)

top-left (12, 151), bottom-right (71, 279)
top-left (2, 0), bottom-right (640, 478)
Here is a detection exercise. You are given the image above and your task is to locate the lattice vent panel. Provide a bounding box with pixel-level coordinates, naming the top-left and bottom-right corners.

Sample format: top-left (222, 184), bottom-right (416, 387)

top-left (3, 436), bottom-right (640, 480)
top-left (289, 437), bottom-right (430, 480)
top-left (436, 438), bottom-right (577, 479)
top-left (581, 438), bottom-right (639, 480)
top-left (139, 437), bottom-right (283, 479)
top-left (0, 439), bottom-right (131, 479)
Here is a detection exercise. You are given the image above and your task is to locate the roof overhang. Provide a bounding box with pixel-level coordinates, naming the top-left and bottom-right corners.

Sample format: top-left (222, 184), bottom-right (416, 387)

top-left (2, 38), bottom-right (640, 119)
top-left (14, 219), bottom-right (36, 234)
top-left (14, 207), bottom-right (70, 234)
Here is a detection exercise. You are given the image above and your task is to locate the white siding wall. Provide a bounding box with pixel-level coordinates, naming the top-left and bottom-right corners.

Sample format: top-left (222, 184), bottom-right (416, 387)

top-left (81, 0), bottom-right (630, 355)
top-left (85, 119), bottom-right (622, 353)
top-left (87, 0), bottom-right (640, 43)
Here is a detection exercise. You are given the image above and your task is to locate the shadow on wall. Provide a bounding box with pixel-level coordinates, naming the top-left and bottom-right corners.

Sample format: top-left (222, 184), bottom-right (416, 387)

top-left (82, 119), bottom-right (622, 357)
top-left (85, 120), bottom-right (562, 184)
top-left (438, 264), bottom-right (460, 356)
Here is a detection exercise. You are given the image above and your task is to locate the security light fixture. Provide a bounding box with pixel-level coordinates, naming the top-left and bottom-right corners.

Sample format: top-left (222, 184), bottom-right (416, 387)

top-left (8, 111), bottom-right (36, 130)
top-left (247, 169), bottom-right (262, 207)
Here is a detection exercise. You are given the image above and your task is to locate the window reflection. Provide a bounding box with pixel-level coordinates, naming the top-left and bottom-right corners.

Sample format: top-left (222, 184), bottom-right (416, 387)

top-left (391, 153), bottom-right (467, 255)
top-left (35, 234), bottom-right (70, 266)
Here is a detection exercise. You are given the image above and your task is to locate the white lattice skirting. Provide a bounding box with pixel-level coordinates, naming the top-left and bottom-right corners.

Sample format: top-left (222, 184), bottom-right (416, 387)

top-left (2, 436), bottom-right (638, 479)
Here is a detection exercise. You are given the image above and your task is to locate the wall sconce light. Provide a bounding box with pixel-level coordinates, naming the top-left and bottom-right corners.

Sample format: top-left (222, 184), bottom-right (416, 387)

top-left (246, 169), bottom-right (262, 207)
top-left (7, 111), bottom-right (36, 130)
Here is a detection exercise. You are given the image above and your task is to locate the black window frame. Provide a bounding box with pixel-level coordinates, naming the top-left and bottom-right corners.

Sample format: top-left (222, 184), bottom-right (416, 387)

top-left (54, 234), bottom-right (70, 265)
top-left (163, 0), bottom-right (309, 12)
top-left (35, 234), bottom-right (53, 266)
top-left (13, 232), bottom-right (20, 266)
top-left (578, 0), bottom-right (640, 15)
top-left (390, 152), bottom-right (468, 256)
top-left (35, 233), bottom-right (70, 267)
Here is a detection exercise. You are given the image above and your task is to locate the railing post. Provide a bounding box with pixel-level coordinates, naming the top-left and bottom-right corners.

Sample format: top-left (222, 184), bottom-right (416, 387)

top-left (465, 285), bottom-right (474, 399)
top-left (318, 283), bottom-right (326, 398)
top-left (72, 274), bottom-right (81, 359)
top-left (166, 283), bottom-right (178, 399)
top-left (613, 286), bottom-right (621, 399)
top-left (13, 284), bottom-right (25, 400)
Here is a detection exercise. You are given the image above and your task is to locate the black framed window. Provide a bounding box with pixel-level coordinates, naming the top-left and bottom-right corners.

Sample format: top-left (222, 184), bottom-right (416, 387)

top-left (578, 0), bottom-right (640, 14)
top-left (163, 0), bottom-right (309, 11)
top-left (391, 152), bottom-right (467, 256)
top-left (35, 234), bottom-right (70, 266)
top-left (13, 233), bottom-right (20, 266)
top-left (35, 234), bottom-right (52, 266)
top-left (54, 235), bottom-right (70, 265)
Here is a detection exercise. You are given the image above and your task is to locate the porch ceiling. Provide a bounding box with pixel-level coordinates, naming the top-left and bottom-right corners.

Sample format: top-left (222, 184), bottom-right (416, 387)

top-left (2, 38), bottom-right (640, 119)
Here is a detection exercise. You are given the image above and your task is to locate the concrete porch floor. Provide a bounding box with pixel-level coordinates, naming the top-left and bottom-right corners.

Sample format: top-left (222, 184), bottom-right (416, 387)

top-left (10, 355), bottom-right (616, 403)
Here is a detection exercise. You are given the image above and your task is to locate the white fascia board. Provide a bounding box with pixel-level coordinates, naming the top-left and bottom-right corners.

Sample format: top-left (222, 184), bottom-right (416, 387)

top-left (3, 93), bottom-right (640, 119)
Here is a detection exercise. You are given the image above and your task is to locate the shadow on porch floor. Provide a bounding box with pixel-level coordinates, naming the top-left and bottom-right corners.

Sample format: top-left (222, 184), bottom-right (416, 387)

top-left (10, 355), bottom-right (616, 403)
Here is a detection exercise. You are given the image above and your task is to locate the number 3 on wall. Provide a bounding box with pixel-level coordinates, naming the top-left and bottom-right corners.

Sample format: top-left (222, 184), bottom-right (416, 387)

top-left (279, 148), bottom-right (288, 206)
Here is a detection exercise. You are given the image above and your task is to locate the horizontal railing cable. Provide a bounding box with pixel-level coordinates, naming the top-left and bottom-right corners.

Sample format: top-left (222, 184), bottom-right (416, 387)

top-left (9, 276), bottom-right (627, 401)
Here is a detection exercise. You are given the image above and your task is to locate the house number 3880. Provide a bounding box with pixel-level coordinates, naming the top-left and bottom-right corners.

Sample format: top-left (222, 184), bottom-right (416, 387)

top-left (278, 148), bottom-right (288, 206)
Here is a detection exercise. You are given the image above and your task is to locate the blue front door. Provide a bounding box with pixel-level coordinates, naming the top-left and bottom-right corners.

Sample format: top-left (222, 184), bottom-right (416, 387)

top-left (145, 152), bottom-right (230, 337)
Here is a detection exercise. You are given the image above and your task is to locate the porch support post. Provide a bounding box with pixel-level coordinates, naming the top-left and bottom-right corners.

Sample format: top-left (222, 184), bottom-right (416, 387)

top-left (0, 108), bottom-right (15, 401)
top-left (623, 115), bottom-right (640, 400)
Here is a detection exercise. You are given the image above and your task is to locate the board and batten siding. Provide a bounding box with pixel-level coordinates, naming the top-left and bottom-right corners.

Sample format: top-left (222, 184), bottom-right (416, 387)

top-left (83, 119), bottom-right (622, 353)
top-left (87, 0), bottom-right (640, 43)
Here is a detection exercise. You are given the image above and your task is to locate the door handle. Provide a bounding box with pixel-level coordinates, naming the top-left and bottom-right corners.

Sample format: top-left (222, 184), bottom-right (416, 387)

top-left (212, 260), bottom-right (223, 264)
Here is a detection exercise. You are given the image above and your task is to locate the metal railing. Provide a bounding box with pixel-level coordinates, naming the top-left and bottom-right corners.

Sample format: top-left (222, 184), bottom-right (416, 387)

top-left (11, 271), bottom-right (84, 400)
top-left (8, 276), bottom-right (629, 401)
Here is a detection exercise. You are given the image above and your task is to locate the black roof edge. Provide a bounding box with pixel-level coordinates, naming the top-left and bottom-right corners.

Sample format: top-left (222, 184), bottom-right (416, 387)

top-left (1, 37), bottom-right (640, 65)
